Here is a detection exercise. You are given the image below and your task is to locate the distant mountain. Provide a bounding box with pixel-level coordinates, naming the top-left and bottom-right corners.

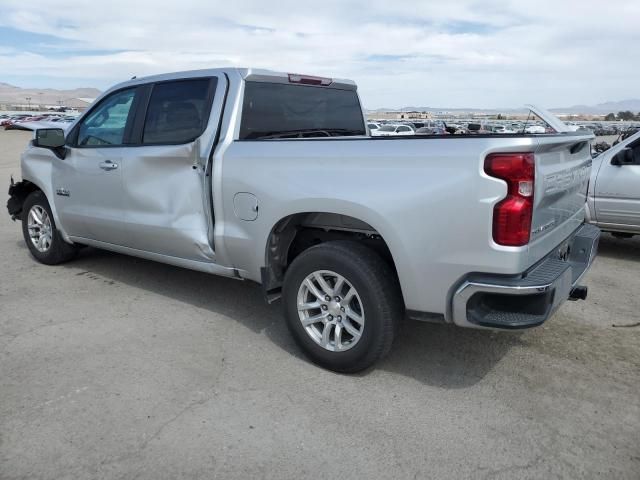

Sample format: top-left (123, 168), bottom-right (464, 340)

top-left (368, 100), bottom-right (640, 115)
top-left (367, 106), bottom-right (529, 114)
top-left (0, 82), bottom-right (101, 106)
top-left (550, 99), bottom-right (640, 114)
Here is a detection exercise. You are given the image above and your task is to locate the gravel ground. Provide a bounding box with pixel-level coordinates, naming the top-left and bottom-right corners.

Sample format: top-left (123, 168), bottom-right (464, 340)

top-left (1, 129), bottom-right (638, 479)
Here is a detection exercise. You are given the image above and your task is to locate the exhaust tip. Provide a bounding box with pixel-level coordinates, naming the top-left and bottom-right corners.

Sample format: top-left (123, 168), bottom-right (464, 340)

top-left (569, 285), bottom-right (588, 301)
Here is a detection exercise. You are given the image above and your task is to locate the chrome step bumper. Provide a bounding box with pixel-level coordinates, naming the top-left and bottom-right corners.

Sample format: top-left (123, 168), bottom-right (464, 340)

top-left (451, 224), bottom-right (600, 329)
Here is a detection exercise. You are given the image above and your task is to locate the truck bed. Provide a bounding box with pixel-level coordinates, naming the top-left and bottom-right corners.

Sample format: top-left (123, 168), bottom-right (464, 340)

top-left (218, 131), bottom-right (594, 318)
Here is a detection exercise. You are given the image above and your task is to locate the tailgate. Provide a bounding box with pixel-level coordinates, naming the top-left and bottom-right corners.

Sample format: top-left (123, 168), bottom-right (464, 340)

top-left (528, 133), bottom-right (594, 265)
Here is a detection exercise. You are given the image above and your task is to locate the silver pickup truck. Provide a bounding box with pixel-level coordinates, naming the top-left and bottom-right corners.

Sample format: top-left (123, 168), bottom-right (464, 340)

top-left (6, 68), bottom-right (599, 372)
top-left (587, 130), bottom-right (640, 237)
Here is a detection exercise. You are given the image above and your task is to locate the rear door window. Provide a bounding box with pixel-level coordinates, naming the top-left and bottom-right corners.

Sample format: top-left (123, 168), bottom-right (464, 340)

top-left (240, 82), bottom-right (365, 139)
top-left (142, 78), bottom-right (215, 144)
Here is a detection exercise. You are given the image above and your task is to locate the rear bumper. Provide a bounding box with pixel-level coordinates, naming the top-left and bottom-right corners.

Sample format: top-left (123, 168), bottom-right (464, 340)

top-left (451, 223), bottom-right (600, 329)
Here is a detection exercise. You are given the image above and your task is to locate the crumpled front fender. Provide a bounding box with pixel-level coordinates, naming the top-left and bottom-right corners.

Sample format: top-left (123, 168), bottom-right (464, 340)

top-left (6, 178), bottom-right (35, 220)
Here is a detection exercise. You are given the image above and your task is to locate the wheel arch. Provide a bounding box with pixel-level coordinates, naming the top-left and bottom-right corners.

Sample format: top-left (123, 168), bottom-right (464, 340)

top-left (15, 174), bottom-right (72, 242)
top-left (261, 211), bottom-right (400, 303)
top-left (7, 179), bottom-right (42, 220)
top-left (20, 148), bottom-right (73, 241)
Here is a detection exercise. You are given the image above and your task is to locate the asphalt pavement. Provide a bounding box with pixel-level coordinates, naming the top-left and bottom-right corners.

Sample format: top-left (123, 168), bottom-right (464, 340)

top-left (1, 129), bottom-right (638, 479)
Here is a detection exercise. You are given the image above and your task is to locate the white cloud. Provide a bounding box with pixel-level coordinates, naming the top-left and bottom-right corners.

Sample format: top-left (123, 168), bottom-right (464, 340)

top-left (0, 0), bottom-right (638, 108)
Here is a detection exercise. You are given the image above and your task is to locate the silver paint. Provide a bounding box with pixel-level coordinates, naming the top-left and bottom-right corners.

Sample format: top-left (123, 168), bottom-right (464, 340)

top-left (587, 130), bottom-right (640, 234)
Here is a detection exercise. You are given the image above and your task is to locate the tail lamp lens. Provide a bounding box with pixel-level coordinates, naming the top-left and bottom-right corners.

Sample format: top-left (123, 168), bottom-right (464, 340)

top-left (484, 153), bottom-right (535, 246)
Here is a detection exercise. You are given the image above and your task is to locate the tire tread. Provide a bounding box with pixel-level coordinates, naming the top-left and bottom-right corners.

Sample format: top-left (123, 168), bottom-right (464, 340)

top-left (283, 240), bottom-right (403, 373)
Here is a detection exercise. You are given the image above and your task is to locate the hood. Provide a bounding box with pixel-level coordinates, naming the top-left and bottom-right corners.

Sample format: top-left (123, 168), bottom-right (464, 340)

top-left (525, 104), bottom-right (573, 133)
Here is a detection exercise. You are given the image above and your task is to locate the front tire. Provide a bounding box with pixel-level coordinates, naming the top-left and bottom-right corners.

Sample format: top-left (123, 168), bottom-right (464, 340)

top-left (21, 191), bottom-right (78, 265)
top-left (282, 241), bottom-right (403, 373)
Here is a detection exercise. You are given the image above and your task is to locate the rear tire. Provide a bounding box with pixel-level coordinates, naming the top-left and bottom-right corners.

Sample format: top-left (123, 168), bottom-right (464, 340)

top-left (282, 241), bottom-right (403, 373)
top-left (21, 190), bottom-right (78, 265)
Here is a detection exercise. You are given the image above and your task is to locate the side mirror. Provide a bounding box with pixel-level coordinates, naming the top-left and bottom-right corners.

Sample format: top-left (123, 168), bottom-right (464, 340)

top-left (33, 128), bottom-right (67, 159)
top-left (611, 147), bottom-right (633, 166)
top-left (34, 128), bottom-right (66, 149)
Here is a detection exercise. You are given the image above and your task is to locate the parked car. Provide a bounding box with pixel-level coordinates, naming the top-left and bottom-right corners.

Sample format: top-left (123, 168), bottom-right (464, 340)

top-left (595, 126), bottom-right (616, 136)
top-left (490, 125), bottom-right (516, 134)
top-left (415, 127), bottom-right (448, 135)
top-left (371, 124), bottom-right (415, 136)
top-left (525, 125), bottom-right (546, 134)
top-left (466, 123), bottom-right (490, 134)
top-left (439, 122), bottom-right (458, 134)
top-left (367, 122), bottom-right (381, 132)
top-left (1, 115), bottom-right (29, 127)
top-left (7, 68), bottom-right (598, 372)
top-left (586, 130), bottom-right (640, 238)
top-left (564, 122), bottom-right (582, 132)
top-left (5, 118), bottom-right (76, 132)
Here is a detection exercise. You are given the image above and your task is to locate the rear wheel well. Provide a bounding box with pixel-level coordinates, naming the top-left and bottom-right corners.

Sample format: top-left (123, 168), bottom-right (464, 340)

top-left (7, 180), bottom-right (42, 220)
top-left (262, 213), bottom-right (397, 301)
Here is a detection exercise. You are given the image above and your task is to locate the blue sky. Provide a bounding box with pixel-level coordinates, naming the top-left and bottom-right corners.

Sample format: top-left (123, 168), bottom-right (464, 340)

top-left (0, 0), bottom-right (638, 108)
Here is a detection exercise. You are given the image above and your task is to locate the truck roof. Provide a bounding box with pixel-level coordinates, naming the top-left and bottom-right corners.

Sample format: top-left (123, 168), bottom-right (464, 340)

top-left (109, 67), bottom-right (357, 93)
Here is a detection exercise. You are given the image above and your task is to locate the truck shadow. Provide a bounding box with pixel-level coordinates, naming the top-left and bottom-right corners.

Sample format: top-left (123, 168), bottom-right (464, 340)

top-left (62, 248), bottom-right (517, 389)
top-left (377, 321), bottom-right (519, 387)
top-left (596, 233), bottom-right (640, 263)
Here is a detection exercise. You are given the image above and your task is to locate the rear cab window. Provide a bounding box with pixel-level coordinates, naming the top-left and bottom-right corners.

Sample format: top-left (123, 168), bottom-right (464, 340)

top-left (239, 82), bottom-right (366, 140)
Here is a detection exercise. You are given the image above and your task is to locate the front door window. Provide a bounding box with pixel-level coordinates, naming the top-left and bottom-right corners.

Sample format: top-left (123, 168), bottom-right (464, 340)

top-left (77, 89), bottom-right (136, 147)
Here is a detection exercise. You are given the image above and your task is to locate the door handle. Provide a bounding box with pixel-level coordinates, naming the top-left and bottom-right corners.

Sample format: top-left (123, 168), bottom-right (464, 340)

top-left (99, 160), bottom-right (118, 171)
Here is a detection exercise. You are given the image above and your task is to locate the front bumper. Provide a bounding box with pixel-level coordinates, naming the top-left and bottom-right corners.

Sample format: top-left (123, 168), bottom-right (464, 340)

top-left (451, 223), bottom-right (600, 329)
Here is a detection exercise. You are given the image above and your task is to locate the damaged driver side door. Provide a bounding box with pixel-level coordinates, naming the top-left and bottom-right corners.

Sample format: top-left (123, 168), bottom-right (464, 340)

top-left (120, 76), bottom-right (222, 262)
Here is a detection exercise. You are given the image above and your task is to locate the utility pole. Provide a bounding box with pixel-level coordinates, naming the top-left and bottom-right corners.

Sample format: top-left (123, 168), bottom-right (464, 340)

top-left (25, 96), bottom-right (31, 111)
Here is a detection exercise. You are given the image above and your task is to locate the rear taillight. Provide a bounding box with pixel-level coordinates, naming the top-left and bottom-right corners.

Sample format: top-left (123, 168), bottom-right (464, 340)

top-left (484, 153), bottom-right (535, 246)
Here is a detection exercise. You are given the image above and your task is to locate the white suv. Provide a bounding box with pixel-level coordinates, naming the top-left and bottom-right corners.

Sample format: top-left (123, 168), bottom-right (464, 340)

top-left (371, 124), bottom-right (415, 136)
